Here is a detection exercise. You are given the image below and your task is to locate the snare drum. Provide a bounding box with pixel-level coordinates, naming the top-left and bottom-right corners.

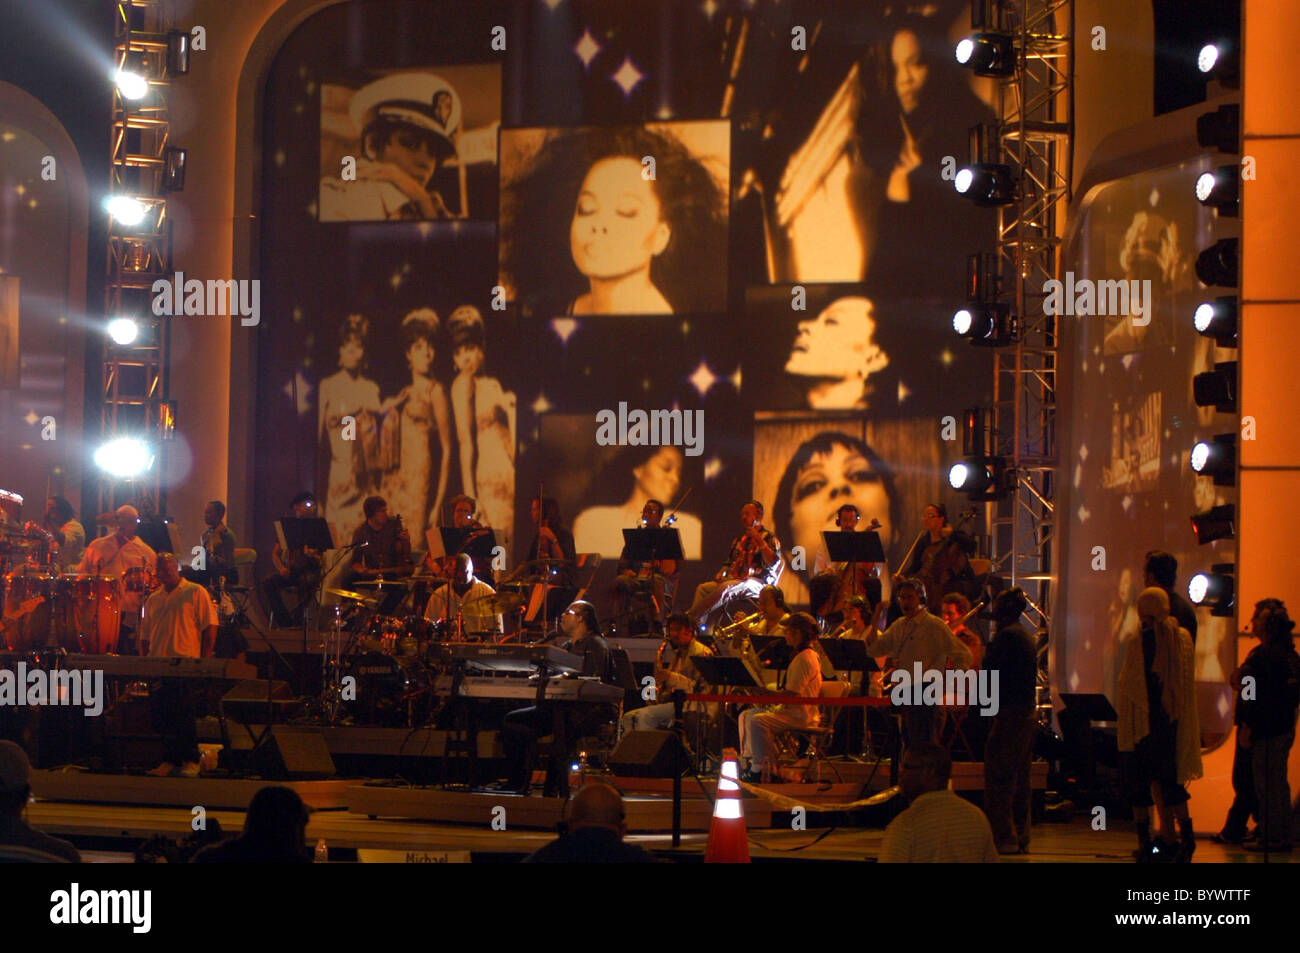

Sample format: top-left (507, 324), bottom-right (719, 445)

top-left (123, 566), bottom-right (158, 594)
top-left (2, 568), bottom-right (57, 652)
top-left (361, 615), bottom-right (406, 655)
top-left (54, 574), bottom-right (121, 655)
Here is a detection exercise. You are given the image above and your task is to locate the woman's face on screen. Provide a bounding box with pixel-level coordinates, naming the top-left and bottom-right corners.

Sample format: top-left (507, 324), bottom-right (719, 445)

top-left (785, 297), bottom-right (879, 379)
top-left (634, 446), bottom-right (683, 503)
top-left (788, 441), bottom-right (891, 561)
top-left (570, 157), bottom-right (671, 281)
top-left (339, 337), bottom-right (364, 371)
top-left (454, 343), bottom-right (484, 375)
top-left (407, 337), bottom-right (433, 375)
top-left (892, 30), bottom-right (930, 116)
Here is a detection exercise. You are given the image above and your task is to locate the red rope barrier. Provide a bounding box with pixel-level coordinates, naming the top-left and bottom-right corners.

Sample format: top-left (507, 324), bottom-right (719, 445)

top-left (684, 692), bottom-right (894, 707)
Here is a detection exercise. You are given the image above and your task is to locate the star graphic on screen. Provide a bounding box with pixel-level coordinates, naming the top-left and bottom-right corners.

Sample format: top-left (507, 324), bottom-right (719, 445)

top-left (680, 320), bottom-right (691, 337)
top-left (728, 365), bottom-right (742, 392)
top-left (701, 0), bottom-right (719, 20)
top-left (611, 56), bottom-right (645, 98)
top-left (688, 361), bottom-right (716, 396)
top-left (23, 410), bottom-right (39, 426)
top-left (550, 318), bottom-right (578, 344)
top-left (574, 28), bottom-right (601, 69)
top-left (704, 456), bottom-right (724, 482)
top-left (1078, 443), bottom-right (1088, 461)
top-left (1217, 693), bottom-right (1231, 719)
top-left (939, 348), bottom-right (954, 366)
top-left (292, 306), bottom-right (304, 324)
top-left (1068, 671), bottom-right (1080, 691)
top-left (14, 184), bottom-right (25, 197)
top-left (897, 380), bottom-right (911, 404)
top-left (1076, 504), bottom-right (1090, 522)
top-left (532, 392), bottom-right (553, 416)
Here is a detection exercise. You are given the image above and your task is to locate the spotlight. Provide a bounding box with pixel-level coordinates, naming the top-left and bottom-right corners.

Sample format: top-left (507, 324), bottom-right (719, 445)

top-left (1188, 564), bottom-right (1235, 617)
top-left (93, 437), bottom-right (156, 479)
top-left (1196, 103), bottom-right (1240, 155)
top-left (163, 147), bottom-right (187, 191)
top-left (954, 163), bottom-right (1016, 206)
top-left (1193, 360), bottom-right (1237, 413)
top-left (953, 303), bottom-right (1014, 346)
top-left (106, 317), bottom-right (140, 346)
top-left (1195, 238), bottom-right (1238, 288)
top-left (1197, 41), bottom-right (1240, 87)
top-left (1190, 433), bottom-right (1236, 486)
top-left (1193, 296), bottom-right (1237, 347)
top-left (114, 67), bottom-right (148, 101)
top-left (949, 456), bottom-right (1009, 501)
top-left (955, 33), bottom-right (1016, 77)
top-left (166, 30), bottom-right (191, 75)
top-left (1197, 43), bottom-right (1221, 74)
top-left (1190, 503), bottom-right (1235, 545)
top-left (1195, 166), bottom-right (1239, 216)
top-left (104, 195), bottom-right (147, 227)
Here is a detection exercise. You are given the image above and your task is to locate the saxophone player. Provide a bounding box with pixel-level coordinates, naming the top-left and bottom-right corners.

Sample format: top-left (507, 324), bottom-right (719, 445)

top-left (687, 501), bottom-right (783, 624)
top-left (619, 613), bottom-right (713, 735)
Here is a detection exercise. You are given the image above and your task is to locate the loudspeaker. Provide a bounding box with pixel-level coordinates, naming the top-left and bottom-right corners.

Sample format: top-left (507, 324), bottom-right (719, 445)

top-left (255, 727), bottom-right (335, 781)
top-left (608, 730), bottom-right (687, 778)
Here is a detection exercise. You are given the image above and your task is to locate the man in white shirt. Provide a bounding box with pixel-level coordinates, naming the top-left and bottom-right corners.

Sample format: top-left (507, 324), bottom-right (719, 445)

top-left (79, 504), bottom-right (158, 650)
top-left (424, 554), bottom-right (500, 639)
top-left (620, 613), bottom-right (713, 736)
top-left (878, 742), bottom-right (998, 863)
top-left (141, 553), bottom-right (218, 779)
top-left (866, 577), bottom-right (972, 749)
top-left (740, 612), bottom-right (823, 780)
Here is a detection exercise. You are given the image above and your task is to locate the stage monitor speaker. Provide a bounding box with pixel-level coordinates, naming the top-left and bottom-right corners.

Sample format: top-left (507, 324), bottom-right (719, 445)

top-left (255, 727), bottom-right (335, 781)
top-left (608, 729), bottom-right (687, 778)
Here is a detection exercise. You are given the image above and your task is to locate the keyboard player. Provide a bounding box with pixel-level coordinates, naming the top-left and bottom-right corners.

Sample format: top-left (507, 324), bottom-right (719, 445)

top-left (498, 600), bottom-right (617, 794)
top-left (139, 553), bottom-right (219, 779)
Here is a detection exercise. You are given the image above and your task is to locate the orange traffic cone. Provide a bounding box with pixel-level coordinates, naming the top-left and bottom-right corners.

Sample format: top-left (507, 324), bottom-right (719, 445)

top-left (705, 748), bottom-right (750, 863)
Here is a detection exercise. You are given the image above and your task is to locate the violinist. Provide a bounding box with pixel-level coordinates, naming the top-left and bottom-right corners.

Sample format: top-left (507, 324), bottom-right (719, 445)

top-left (687, 501), bottom-right (783, 624)
top-left (611, 499), bottom-right (678, 627)
top-left (810, 503), bottom-right (884, 625)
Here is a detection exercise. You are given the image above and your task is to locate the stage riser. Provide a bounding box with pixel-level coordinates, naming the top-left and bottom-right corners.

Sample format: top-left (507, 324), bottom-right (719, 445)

top-left (28, 770), bottom-right (352, 810)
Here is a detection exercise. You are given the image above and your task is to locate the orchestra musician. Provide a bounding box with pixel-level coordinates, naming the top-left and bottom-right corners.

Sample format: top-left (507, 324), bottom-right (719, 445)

top-left (348, 496), bottom-right (413, 614)
top-left (809, 503), bottom-right (883, 625)
top-left (620, 612), bottom-right (713, 736)
top-left (184, 500), bottom-right (238, 589)
top-left (739, 612), bottom-right (823, 781)
top-left (423, 553), bottom-right (501, 639)
top-left (687, 500), bottom-right (783, 624)
top-left (748, 584), bottom-right (792, 637)
top-left (893, 503), bottom-right (976, 611)
top-left (523, 497), bottom-right (577, 624)
top-left (498, 600), bottom-right (617, 794)
top-left (611, 499), bottom-right (678, 630)
top-left (940, 592), bottom-right (984, 669)
top-left (262, 491), bottom-right (323, 627)
top-left (140, 553), bottom-right (219, 779)
top-left (78, 505), bottom-right (158, 652)
top-left (23, 496), bottom-right (85, 570)
top-left (424, 493), bottom-right (483, 579)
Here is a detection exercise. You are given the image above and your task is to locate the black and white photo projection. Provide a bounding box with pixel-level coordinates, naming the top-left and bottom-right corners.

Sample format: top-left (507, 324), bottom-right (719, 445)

top-left (744, 284), bottom-right (908, 415)
top-left (498, 120), bottom-right (730, 317)
top-left (319, 64), bottom-right (501, 222)
top-left (751, 414), bottom-right (946, 609)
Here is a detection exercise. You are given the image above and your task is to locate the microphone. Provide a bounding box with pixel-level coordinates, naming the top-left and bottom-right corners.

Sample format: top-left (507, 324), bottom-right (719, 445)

top-left (664, 515), bottom-right (677, 526)
top-left (345, 540), bottom-right (369, 550)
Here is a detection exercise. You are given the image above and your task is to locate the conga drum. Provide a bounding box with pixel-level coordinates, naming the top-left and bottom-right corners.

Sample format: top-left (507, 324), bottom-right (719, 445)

top-left (2, 568), bottom-right (57, 652)
top-left (56, 574), bottom-right (121, 654)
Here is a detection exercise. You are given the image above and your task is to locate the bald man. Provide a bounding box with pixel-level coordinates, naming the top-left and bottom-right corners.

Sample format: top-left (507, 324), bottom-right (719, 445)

top-left (79, 504), bottom-right (158, 650)
top-left (523, 782), bottom-right (658, 863)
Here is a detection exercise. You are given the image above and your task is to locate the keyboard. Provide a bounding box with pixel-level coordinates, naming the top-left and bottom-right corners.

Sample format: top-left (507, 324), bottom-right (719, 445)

top-left (434, 674), bottom-right (623, 704)
top-left (62, 654), bottom-right (258, 680)
top-left (431, 643), bottom-right (583, 674)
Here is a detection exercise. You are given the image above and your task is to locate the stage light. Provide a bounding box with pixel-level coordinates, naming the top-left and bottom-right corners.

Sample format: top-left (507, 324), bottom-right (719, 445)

top-left (106, 317), bottom-right (140, 346)
top-left (1196, 238), bottom-right (1238, 288)
top-left (1193, 296), bottom-right (1237, 346)
top-left (953, 302), bottom-right (1014, 346)
top-left (1190, 504), bottom-right (1235, 545)
top-left (104, 195), bottom-right (147, 227)
top-left (949, 455), bottom-right (1009, 501)
top-left (163, 147), bottom-right (187, 191)
top-left (1196, 103), bottom-right (1240, 155)
top-left (1195, 166), bottom-right (1239, 216)
top-left (954, 164), bottom-right (1015, 206)
top-left (93, 437), bottom-right (156, 479)
top-left (114, 67), bottom-right (148, 101)
top-left (955, 33), bottom-right (1015, 77)
top-left (166, 30), bottom-right (191, 75)
top-left (1190, 433), bottom-right (1236, 486)
top-left (1198, 41), bottom-right (1240, 87)
top-left (1197, 43), bottom-right (1221, 74)
top-left (1193, 360), bottom-right (1238, 413)
top-left (1189, 564), bottom-right (1235, 617)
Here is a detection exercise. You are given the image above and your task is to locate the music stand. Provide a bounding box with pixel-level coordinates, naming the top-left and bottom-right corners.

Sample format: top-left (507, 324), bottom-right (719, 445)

top-left (439, 527), bottom-right (499, 572)
top-left (694, 655), bottom-right (767, 767)
top-left (821, 640), bottom-right (880, 755)
top-left (136, 517), bottom-right (179, 556)
top-left (277, 517), bottom-right (335, 695)
top-left (620, 527), bottom-right (685, 564)
top-left (823, 529), bottom-right (884, 603)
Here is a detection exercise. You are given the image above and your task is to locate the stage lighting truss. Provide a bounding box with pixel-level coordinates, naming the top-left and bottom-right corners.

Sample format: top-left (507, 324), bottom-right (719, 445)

top-left (1188, 564), bottom-right (1235, 617)
top-left (1195, 165), bottom-right (1239, 216)
top-left (1191, 503), bottom-right (1236, 545)
top-left (1190, 433), bottom-right (1236, 486)
top-left (955, 163), bottom-right (1017, 206)
top-left (1193, 360), bottom-right (1238, 414)
top-left (1193, 295), bottom-right (1237, 347)
top-left (1195, 238), bottom-right (1239, 288)
top-left (956, 32), bottom-right (1017, 77)
top-left (949, 456), bottom-right (1012, 502)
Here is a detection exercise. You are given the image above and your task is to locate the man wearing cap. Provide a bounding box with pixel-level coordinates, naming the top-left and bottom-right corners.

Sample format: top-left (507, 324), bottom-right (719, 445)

top-left (79, 505), bottom-right (158, 651)
top-left (0, 741), bottom-right (81, 862)
top-left (320, 72), bottom-right (460, 221)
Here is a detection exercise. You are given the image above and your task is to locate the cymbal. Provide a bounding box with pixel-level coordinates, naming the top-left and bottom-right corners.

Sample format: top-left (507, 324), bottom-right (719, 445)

top-left (462, 591), bottom-right (525, 616)
top-left (326, 587), bottom-right (378, 605)
top-left (351, 577), bottom-right (421, 588)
